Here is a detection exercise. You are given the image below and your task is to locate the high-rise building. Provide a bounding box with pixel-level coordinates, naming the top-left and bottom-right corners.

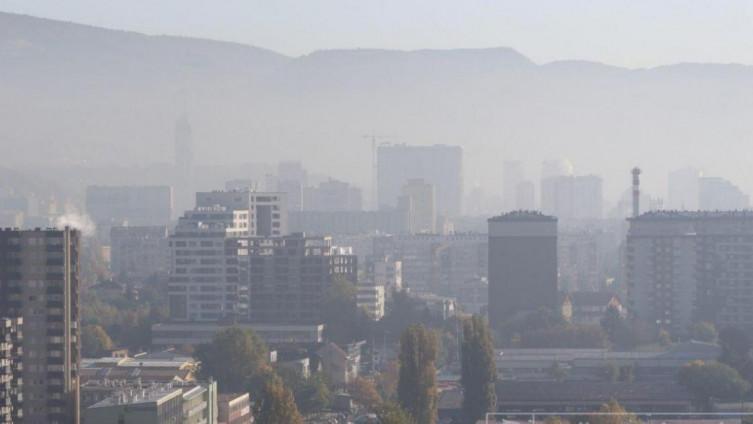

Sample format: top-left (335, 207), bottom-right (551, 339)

top-left (168, 207), bottom-right (249, 322)
top-left (400, 178), bottom-right (436, 234)
top-left (540, 175), bottom-right (603, 221)
top-left (626, 211), bottom-right (753, 336)
top-left (241, 234), bottom-right (357, 324)
top-left (357, 285), bottom-right (385, 320)
top-left (0, 317), bottom-right (22, 424)
top-left (110, 225), bottom-right (169, 283)
top-left (558, 229), bottom-right (604, 292)
top-left (0, 228), bottom-right (80, 424)
top-left (86, 185), bottom-right (174, 237)
top-left (303, 179), bottom-right (363, 212)
top-left (488, 212), bottom-right (558, 330)
top-left (196, 189), bottom-right (288, 237)
top-left (174, 114), bottom-right (194, 176)
top-left (698, 177), bottom-right (749, 210)
top-left (503, 161), bottom-right (526, 211)
top-left (377, 144), bottom-right (463, 218)
top-left (667, 168), bottom-right (701, 210)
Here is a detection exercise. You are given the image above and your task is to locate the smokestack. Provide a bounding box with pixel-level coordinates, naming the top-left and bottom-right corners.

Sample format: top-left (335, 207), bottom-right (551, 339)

top-left (631, 167), bottom-right (641, 218)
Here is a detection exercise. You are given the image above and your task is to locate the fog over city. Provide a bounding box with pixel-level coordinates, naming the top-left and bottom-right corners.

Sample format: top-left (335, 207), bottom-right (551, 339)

top-left (5, 3), bottom-right (753, 424)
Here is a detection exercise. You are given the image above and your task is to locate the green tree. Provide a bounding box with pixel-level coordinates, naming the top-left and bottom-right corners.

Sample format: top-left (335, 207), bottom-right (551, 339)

top-left (296, 372), bottom-right (332, 413)
top-left (376, 402), bottom-right (417, 424)
top-left (195, 327), bottom-right (270, 393)
top-left (256, 374), bottom-right (303, 424)
top-left (719, 326), bottom-right (753, 382)
top-left (322, 276), bottom-right (370, 345)
top-left (398, 325), bottom-right (438, 424)
top-left (678, 360), bottom-right (750, 410)
top-left (81, 324), bottom-right (113, 357)
top-left (691, 322), bottom-right (718, 343)
top-left (461, 316), bottom-right (497, 423)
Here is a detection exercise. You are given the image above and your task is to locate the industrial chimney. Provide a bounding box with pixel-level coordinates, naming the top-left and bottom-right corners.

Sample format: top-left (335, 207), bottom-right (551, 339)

top-left (631, 167), bottom-right (641, 218)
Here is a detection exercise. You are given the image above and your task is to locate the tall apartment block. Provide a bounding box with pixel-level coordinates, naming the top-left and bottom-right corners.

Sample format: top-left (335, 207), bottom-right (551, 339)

top-left (110, 225), bottom-right (169, 283)
top-left (0, 228), bottom-right (80, 424)
top-left (626, 211), bottom-right (753, 336)
top-left (196, 189), bottom-right (288, 236)
top-left (488, 212), bottom-right (558, 331)
top-left (240, 234), bottom-right (357, 324)
top-left (303, 179), bottom-right (363, 212)
top-left (0, 317), bottom-right (22, 423)
top-left (377, 144), bottom-right (463, 218)
top-left (168, 207), bottom-right (249, 322)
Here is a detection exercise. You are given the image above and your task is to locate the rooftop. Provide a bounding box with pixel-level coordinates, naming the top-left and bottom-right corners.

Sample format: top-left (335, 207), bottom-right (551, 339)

top-left (488, 210), bottom-right (557, 222)
top-left (631, 210), bottom-right (753, 221)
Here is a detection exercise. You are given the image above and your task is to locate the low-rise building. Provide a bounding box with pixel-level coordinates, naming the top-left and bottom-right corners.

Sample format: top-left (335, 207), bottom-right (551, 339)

top-left (151, 323), bottom-right (324, 349)
top-left (561, 291), bottom-right (625, 325)
top-left (218, 393), bottom-right (252, 424)
top-left (317, 342), bottom-right (364, 387)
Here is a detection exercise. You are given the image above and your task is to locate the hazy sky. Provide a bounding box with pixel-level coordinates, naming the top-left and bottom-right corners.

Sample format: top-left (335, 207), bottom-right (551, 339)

top-left (2, 0), bottom-right (753, 68)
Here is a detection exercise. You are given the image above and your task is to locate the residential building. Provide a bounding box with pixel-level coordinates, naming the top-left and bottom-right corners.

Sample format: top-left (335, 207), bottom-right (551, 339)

top-left (110, 225), bottom-right (169, 283)
top-left (241, 234), bottom-right (357, 324)
top-left (196, 189), bottom-right (288, 237)
top-left (0, 317), bottom-right (22, 424)
top-left (0, 228), bottom-right (81, 424)
top-left (289, 209), bottom-right (410, 235)
top-left (558, 229), bottom-right (605, 292)
top-left (84, 385), bottom-right (184, 424)
top-left (277, 161), bottom-right (308, 212)
top-left (541, 175), bottom-right (603, 221)
top-left (699, 177), bottom-right (749, 210)
top-left (452, 277), bottom-right (488, 315)
top-left (626, 211), bottom-right (753, 336)
top-left (167, 207), bottom-right (249, 322)
top-left (400, 178), bottom-right (436, 234)
top-left (488, 212), bottom-right (558, 331)
top-left (303, 179), bottom-right (362, 212)
top-left (365, 255), bottom-right (402, 292)
top-left (218, 393), bottom-right (252, 424)
top-left (377, 144), bottom-right (463, 218)
top-left (372, 233), bottom-right (487, 293)
top-left (86, 185), bottom-right (173, 237)
top-left (356, 285), bottom-right (385, 320)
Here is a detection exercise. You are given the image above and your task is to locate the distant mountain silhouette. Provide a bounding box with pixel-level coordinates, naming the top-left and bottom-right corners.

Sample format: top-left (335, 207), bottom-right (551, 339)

top-left (3, 11), bottom-right (753, 198)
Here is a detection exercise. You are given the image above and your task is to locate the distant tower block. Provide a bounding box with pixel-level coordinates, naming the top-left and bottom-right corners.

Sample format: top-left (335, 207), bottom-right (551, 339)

top-left (632, 167), bottom-right (641, 218)
top-left (174, 114), bottom-right (194, 176)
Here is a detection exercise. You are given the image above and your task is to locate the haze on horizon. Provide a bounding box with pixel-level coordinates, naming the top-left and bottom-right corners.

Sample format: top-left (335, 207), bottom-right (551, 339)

top-left (3, 0), bottom-right (753, 68)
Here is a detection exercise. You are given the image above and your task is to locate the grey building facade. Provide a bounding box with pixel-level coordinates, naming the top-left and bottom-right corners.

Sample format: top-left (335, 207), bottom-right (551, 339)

top-left (488, 212), bottom-right (558, 331)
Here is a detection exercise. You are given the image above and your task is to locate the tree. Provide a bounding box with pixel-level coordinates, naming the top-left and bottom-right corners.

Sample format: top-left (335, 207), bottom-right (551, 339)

top-left (719, 326), bottom-right (753, 382)
top-left (296, 372), bottom-right (332, 413)
top-left (377, 360), bottom-right (400, 400)
top-left (256, 374), bottom-right (304, 424)
top-left (600, 306), bottom-right (636, 350)
top-left (376, 402), bottom-right (417, 424)
top-left (81, 325), bottom-right (113, 357)
top-left (461, 316), bottom-right (497, 423)
top-left (589, 400), bottom-right (641, 424)
top-left (691, 322), bottom-right (718, 343)
top-left (195, 327), bottom-right (270, 393)
top-left (349, 377), bottom-right (383, 411)
top-left (678, 360), bottom-right (750, 411)
top-left (398, 325), bottom-right (439, 424)
top-left (548, 361), bottom-right (568, 382)
top-left (322, 275), bottom-right (370, 345)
